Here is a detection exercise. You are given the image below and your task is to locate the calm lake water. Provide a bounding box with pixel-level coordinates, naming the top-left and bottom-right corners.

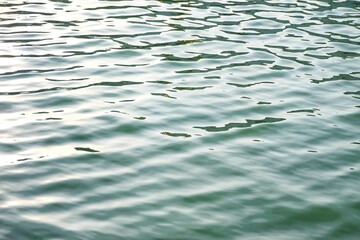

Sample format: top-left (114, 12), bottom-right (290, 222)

top-left (0, 0), bottom-right (359, 239)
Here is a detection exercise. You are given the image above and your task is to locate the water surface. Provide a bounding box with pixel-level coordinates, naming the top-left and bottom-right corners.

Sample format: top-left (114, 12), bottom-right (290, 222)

top-left (0, 0), bottom-right (359, 239)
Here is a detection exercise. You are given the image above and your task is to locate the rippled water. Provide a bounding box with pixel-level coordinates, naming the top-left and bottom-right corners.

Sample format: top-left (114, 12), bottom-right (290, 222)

top-left (1, 0), bottom-right (359, 239)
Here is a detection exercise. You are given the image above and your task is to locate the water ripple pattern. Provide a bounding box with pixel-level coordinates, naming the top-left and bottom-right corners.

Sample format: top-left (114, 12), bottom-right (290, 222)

top-left (0, 0), bottom-right (359, 239)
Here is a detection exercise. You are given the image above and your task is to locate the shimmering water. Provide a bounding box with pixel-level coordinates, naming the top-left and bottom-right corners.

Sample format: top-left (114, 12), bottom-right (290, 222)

top-left (0, 0), bottom-right (359, 239)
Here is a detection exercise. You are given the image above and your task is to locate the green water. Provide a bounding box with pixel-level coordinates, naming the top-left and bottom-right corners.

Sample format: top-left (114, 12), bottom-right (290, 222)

top-left (0, 0), bottom-right (359, 239)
